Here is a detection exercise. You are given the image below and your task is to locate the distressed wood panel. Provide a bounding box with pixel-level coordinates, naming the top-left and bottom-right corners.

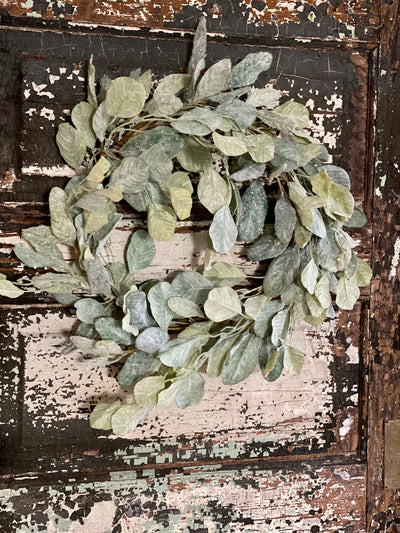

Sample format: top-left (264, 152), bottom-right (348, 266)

top-left (366, 9), bottom-right (400, 530)
top-left (0, 463), bottom-right (367, 532)
top-left (0, 0), bottom-right (380, 43)
top-left (0, 303), bottom-right (361, 474)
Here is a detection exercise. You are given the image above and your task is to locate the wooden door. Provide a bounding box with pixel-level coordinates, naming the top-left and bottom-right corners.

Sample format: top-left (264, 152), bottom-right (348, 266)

top-left (0, 2), bottom-right (398, 532)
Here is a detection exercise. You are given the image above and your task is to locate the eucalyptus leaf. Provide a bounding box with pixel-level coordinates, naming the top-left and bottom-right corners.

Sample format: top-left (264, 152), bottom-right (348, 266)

top-left (123, 290), bottom-right (155, 333)
top-left (167, 297), bottom-right (204, 318)
top-left (0, 278), bottom-right (23, 298)
top-left (246, 134), bottom-right (274, 163)
top-left (203, 262), bottom-right (246, 287)
top-left (316, 227), bottom-right (351, 272)
top-left (212, 132), bottom-right (247, 157)
top-left (355, 258), bottom-right (372, 287)
top-left (263, 245), bottom-right (300, 299)
top-left (118, 351), bottom-right (157, 387)
top-left (170, 187), bottom-right (192, 220)
top-left (336, 276), bottom-right (360, 310)
top-left (198, 168), bottom-right (229, 214)
top-left (263, 348), bottom-right (284, 382)
top-left (32, 273), bottom-right (84, 294)
top-left (148, 282), bottom-right (175, 330)
top-left (172, 271), bottom-right (213, 305)
top-left (111, 404), bottom-right (146, 435)
top-left (74, 298), bottom-right (105, 324)
top-left (49, 187), bottom-right (76, 246)
top-left (195, 58), bottom-right (231, 99)
top-left (244, 294), bottom-right (268, 319)
top-left (56, 123), bottom-right (86, 170)
top-left (246, 87), bottom-right (281, 107)
top-left (121, 126), bottom-right (184, 159)
top-left (283, 345), bottom-right (305, 375)
top-left (14, 246), bottom-right (56, 270)
top-left (106, 77), bottom-right (146, 118)
top-left (92, 101), bottom-right (112, 142)
top-left (227, 52), bottom-right (273, 89)
top-left (148, 204), bottom-right (177, 242)
top-left (95, 317), bottom-right (134, 345)
top-left (274, 195), bottom-right (297, 244)
top-left (188, 16), bottom-right (207, 86)
top-left (319, 165), bottom-right (351, 190)
top-left (135, 375), bottom-right (165, 408)
top-left (135, 327), bottom-right (170, 354)
top-left (84, 259), bottom-right (112, 298)
top-left (229, 162), bottom-right (266, 183)
top-left (126, 230), bottom-right (155, 274)
top-left (275, 100), bottom-right (309, 129)
top-left (271, 309), bottom-right (289, 346)
top-left (216, 99), bottom-right (256, 129)
top-left (177, 136), bottom-right (212, 172)
top-left (344, 206), bottom-right (367, 228)
top-left (205, 335), bottom-right (238, 378)
top-left (159, 335), bottom-right (209, 367)
top-left (209, 206), bottom-right (238, 253)
top-left (71, 101), bottom-right (96, 148)
top-left (109, 157), bottom-right (149, 194)
top-left (238, 179), bottom-right (268, 243)
top-left (314, 275), bottom-right (331, 308)
top-left (247, 234), bottom-right (288, 262)
top-left (301, 258), bottom-right (319, 294)
top-left (90, 401), bottom-right (121, 431)
top-left (175, 372), bottom-right (205, 408)
top-left (221, 333), bottom-right (259, 385)
top-left (204, 286), bottom-right (242, 322)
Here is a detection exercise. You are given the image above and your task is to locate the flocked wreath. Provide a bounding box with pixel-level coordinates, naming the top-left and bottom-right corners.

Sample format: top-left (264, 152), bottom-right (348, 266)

top-left (10, 19), bottom-right (371, 435)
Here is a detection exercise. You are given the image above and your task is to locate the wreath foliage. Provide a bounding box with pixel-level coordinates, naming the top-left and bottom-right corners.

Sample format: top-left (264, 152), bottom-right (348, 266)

top-left (14, 19), bottom-right (371, 435)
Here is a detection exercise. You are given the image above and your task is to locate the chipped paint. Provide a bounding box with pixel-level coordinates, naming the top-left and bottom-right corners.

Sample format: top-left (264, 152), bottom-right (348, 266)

top-left (389, 236), bottom-right (400, 281)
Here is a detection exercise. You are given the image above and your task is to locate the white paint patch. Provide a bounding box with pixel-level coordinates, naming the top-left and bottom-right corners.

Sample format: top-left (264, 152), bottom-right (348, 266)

top-left (389, 236), bottom-right (400, 281)
top-left (31, 82), bottom-right (55, 99)
top-left (49, 74), bottom-right (61, 85)
top-left (21, 164), bottom-right (77, 177)
top-left (326, 93), bottom-right (343, 112)
top-left (339, 415), bottom-right (354, 439)
top-left (334, 468), bottom-right (351, 481)
top-left (39, 107), bottom-right (56, 121)
top-left (24, 89), bottom-right (31, 99)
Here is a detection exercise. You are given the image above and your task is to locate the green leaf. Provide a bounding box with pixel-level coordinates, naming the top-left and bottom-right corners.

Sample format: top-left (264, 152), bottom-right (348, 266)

top-left (135, 375), bottom-right (165, 408)
top-left (319, 164), bottom-right (351, 190)
top-left (92, 101), bottom-right (112, 142)
top-left (49, 187), bottom-right (76, 246)
top-left (274, 196), bottom-right (297, 244)
top-left (87, 56), bottom-right (97, 108)
top-left (205, 336), bottom-right (238, 378)
top-left (227, 52), bottom-right (273, 89)
top-left (178, 321), bottom-right (213, 339)
top-left (198, 168), bottom-right (229, 214)
top-left (167, 297), bottom-right (204, 318)
top-left (14, 246), bottom-right (55, 270)
top-left (288, 182), bottom-right (326, 210)
top-left (118, 350), bottom-right (157, 387)
top-left (195, 58), bottom-right (231, 99)
top-left (148, 204), bottom-right (177, 242)
top-left (314, 275), bottom-right (331, 308)
top-left (109, 157), bottom-right (149, 194)
top-left (32, 273), bottom-right (84, 294)
top-left (244, 294), bottom-right (268, 319)
top-left (246, 134), bottom-right (275, 163)
top-left (326, 182), bottom-right (354, 219)
top-left (221, 333), bottom-right (259, 385)
top-left (170, 187), bottom-right (192, 220)
top-left (106, 77), bottom-right (146, 118)
top-left (90, 401), bottom-right (121, 431)
top-left (275, 100), bottom-right (309, 129)
top-left (247, 233), bottom-right (288, 261)
top-left (135, 327), bottom-right (170, 354)
top-left (203, 262), bottom-right (246, 287)
top-left (305, 292), bottom-right (325, 318)
top-left (294, 222), bottom-right (312, 248)
top-left (84, 259), bottom-right (112, 298)
top-left (344, 206), bottom-right (367, 228)
top-left (263, 348), bottom-right (284, 382)
top-left (257, 109), bottom-right (297, 132)
top-left (254, 299), bottom-right (284, 338)
top-left (111, 404), bottom-right (145, 435)
top-left (301, 258), bottom-right (319, 294)
top-left (283, 345), bottom-right (305, 375)
top-left (281, 283), bottom-right (304, 306)
top-left (229, 162), bottom-right (266, 183)
top-left (123, 290), bottom-right (155, 333)
top-left (121, 126), bottom-right (184, 159)
top-left (307, 170), bottom-right (331, 199)
top-left (71, 101), bottom-right (96, 148)
top-left (56, 123), bottom-right (86, 170)
top-left (177, 136), bottom-right (212, 172)
top-left (212, 132), bottom-right (247, 157)
top-left (263, 245), bottom-right (300, 299)
top-left (0, 278), bottom-right (23, 298)
top-left (22, 225), bottom-right (66, 269)
top-left (148, 281), bottom-right (175, 330)
top-left (159, 335), bottom-right (209, 367)
top-left (126, 230), bottom-right (155, 274)
top-left (172, 107), bottom-right (223, 135)
top-left (188, 16), bottom-right (207, 86)
top-left (306, 208), bottom-right (327, 239)
top-left (175, 372), bottom-right (205, 408)
top-left (216, 99), bottom-right (256, 129)
top-left (355, 258), bottom-right (372, 287)
top-left (204, 286), bottom-right (242, 322)
top-left (74, 298), bottom-right (105, 324)
top-left (271, 309), bottom-right (289, 345)
top-left (316, 227), bottom-right (351, 272)
top-left (238, 180), bottom-right (268, 243)
top-left (336, 276), bottom-right (360, 310)
top-left (95, 317), bottom-right (134, 345)
top-left (166, 172), bottom-right (193, 194)
top-left (172, 271), bottom-right (213, 305)
top-left (209, 206), bottom-right (238, 253)
top-left (246, 87), bottom-right (281, 107)
top-left (139, 145), bottom-right (172, 183)
top-left (270, 137), bottom-right (301, 173)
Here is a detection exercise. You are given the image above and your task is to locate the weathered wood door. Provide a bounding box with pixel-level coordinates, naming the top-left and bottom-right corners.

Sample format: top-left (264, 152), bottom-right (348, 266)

top-left (0, 2), bottom-right (399, 532)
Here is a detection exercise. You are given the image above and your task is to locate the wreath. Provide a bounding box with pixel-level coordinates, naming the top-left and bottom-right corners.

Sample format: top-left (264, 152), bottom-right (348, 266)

top-left (12, 19), bottom-right (371, 435)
